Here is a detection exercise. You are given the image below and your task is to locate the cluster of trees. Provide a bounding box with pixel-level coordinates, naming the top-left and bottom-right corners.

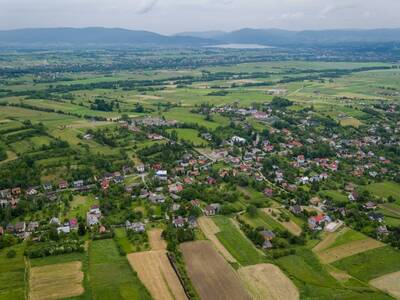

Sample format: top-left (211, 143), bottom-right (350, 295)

top-left (25, 238), bottom-right (84, 258)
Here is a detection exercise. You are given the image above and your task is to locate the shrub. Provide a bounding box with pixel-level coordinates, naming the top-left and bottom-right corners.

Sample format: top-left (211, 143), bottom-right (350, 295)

top-left (6, 250), bottom-right (16, 258)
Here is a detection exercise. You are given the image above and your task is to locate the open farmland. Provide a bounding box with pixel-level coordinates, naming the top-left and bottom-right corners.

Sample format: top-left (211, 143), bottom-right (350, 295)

top-left (0, 244), bottom-right (26, 300)
top-left (317, 238), bottom-right (385, 264)
top-left (148, 228), bottom-right (166, 250)
top-left (238, 264), bottom-right (299, 300)
top-left (370, 271), bottom-right (400, 299)
top-left (333, 246), bottom-right (400, 282)
top-left (29, 261), bottom-right (84, 300)
top-left (88, 239), bottom-right (151, 300)
top-left (181, 241), bottom-right (251, 300)
top-left (127, 251), bottom-right (187, 300)
top-left (213, 216), bottom-right (267, 266)
top-left (198, 216), bottom-right (237, 263)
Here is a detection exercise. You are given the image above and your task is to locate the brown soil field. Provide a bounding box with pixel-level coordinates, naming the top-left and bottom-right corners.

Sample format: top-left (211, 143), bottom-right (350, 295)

top-left (313, 227), bottom-right (349, 253)
top-left (29, 261), bottom-right (84, 300)
top-left (148, 228), bottom-right (167, 250)
top-left (263, 208), bottom-right (302, 236)
top-left (180, 241), bottom-right (251, 300)
top-left (238, 264), bottom-right (299, 300)
top-left (127, 250), bottom-right (187, 300)
top-left (198, 217), bottom-right (237, 263)
top-left (317, 238), bottom-right (385, 264)
top-left (370, 271), bottom-right (400, 299)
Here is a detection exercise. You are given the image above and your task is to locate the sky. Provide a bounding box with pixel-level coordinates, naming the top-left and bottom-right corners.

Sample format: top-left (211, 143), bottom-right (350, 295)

top-left (1, 0), bottom-right (400, 34)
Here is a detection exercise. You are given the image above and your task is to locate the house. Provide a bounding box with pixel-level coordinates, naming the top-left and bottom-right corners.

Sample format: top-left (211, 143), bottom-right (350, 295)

top-left (168, 183), bottom-right (183, 194)
top-left (264, 188), bottom-right (273, 197)
top-left (27, 222), bottom-right (39, 232)
top-left (57, 226), bottom-right (71, 234)
top-left (59, 180), bottom-right (69, 190)
top-left (149, 193), bottom-right (166, 203)
top-left (126, 221), bottom-right (145, 233)
top-left (190, 199), bottom-right (200, 207)
top-left (308, 214), bottom-right (330, 230)
top-left (260, 230), bottom-right (275, 241)
top-left (348, 192), bottom-right (358, 202)
top-left (171, 203), bottom-right (181, 212)
top-left (289, 205), bottom-right (303, 215)
top-left (26, 187), bottom-right (38, 196)
top-left (188, 216), bottom-right (198, 228)
top-left (136, 164), bottom-right (145, 173)
top-left (309, 196), bottom-right (321, 206)
top-left (156, 170), bottom-right (168, 181)
top-left (69, 218), bottom-right (78, 230)
top-left (50, 217), bottom-right (61, 226)
top-left (73, 180), bottom-right (84, 189)
top-left (172, 216), bottom-right (186, 228)
top-left (204, 203), bottom-right (220, 216)
top-left (377, 225), bottom-right (389, 236)
top-left (11, 187), bottom-right (21, 196)
top-left (368, 212), bottom-right (384, 222)
top-left (15, 222), bottom-right (26, 233)
top-left (87, 206), bottom-right (102, 226)
top-left (231, 136), bottom-right (246, 145)
top-left (101, 179), bottom-right (110, 191)
top-left (262, 240), bottom-right (273, 250)
top-left (363, 201), bottom-right (377, 210)
top-left (43, 182), bottom-right (53, 191)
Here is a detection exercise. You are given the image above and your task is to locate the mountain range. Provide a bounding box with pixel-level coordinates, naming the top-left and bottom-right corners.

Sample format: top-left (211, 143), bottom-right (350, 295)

top-left (2, 27), bottom-right (400, 47)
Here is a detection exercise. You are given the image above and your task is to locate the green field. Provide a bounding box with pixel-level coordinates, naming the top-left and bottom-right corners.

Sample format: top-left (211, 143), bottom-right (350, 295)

top-left (0, 244), bottom-right (26, 300)
top-left (166, 128), bottom-right (207, 146)
top-left (277, 249), bottom-right (392, 300)
top-left (239, 210), bottom-right (285, 231)
top-left (88, 239), bottom-right (151, 300)
top-left (333, 246), bottom-right (400, 282)
top-left (362, 182), bottom-right (400, 202)
top-left (213, 216), bottom-right (267, 266)
top-left (325, 229), bottom-right (368, 250)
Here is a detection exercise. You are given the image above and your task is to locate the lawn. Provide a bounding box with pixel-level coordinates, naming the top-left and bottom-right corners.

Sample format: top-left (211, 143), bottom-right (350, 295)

top-left (333, 246), bottom-right (400, 282)
top-left (66, 195), bottom-right (99, 219)
top-left (362, 182), bottom-right (400, 202)
top-left (88, 239), bottom-right (151, 300)
top-left (239, 210), bottom-right (285, 231)
top-left (0, 244), bottom-right (26, 300)
top-left (213, 216), bottom-right (267, 266)
top-left (166, 128), bottom-right (207, 146)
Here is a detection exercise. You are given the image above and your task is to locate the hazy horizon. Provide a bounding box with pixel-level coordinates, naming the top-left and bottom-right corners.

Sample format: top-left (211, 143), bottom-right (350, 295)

top-left (2, 0), bottom-right (400, 35)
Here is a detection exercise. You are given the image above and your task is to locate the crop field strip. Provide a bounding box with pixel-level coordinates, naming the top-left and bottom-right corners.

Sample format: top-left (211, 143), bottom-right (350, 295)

top-left (181, 241), bottom-right (251, 300)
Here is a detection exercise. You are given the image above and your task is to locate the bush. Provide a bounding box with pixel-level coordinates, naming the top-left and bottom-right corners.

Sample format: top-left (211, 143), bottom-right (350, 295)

top-left (6, 250), bottom-right (16, 258)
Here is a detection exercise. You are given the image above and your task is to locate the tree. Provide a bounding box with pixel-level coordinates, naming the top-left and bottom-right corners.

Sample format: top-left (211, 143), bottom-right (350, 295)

top-left (6, 250), bottom-right (16, 258)
top-left (247, 205), bottom-right (258, 218)
top-left (78, 222), bottom-right (86, 236)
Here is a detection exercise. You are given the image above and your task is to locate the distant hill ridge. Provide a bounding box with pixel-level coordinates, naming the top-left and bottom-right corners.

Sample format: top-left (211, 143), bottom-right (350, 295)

top-left (2, 27), bottom-right (400, 47)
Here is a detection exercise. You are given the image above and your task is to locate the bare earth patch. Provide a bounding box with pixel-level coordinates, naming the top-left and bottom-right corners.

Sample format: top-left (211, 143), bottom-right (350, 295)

top-left (198, 217), bottom-right (237, 263)
top-left (238, 263), bottom-right (299, 300)
top-left (127, 250), bottom-right (187, 300)
top-left (370, 271), bottom-right (400, 299)
top-left (181, 241), bottom-right (251, 300)
top-left (29, 261), bottom-right (84, 300)
top-left (148, 229), bottom-right (167, 250)
top-left (263, 208), bottom-right (302, 236)
top-left (317, 238), bottom-right (385, 264)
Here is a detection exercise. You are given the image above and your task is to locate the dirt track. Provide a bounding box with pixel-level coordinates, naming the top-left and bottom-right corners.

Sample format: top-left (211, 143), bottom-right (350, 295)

top-left (198, 217), bottom-right (237, 263)
top-left (29, 261), bottom-right (84, 300)
top-left (238, 264), bottom-right (299, 300)
top-left (127, 250), bottom-right (187, 300)
top-left (181, 241), bottom-right (251, 300)
top-left (148, 228), bottom-right (167, 250)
